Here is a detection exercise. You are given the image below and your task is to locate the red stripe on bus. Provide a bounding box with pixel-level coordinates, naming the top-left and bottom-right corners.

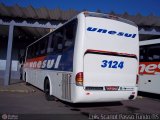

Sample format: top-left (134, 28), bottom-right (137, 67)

top-left (85, 49), bottom-right (137, 59)
top-left (139, 62), bottom-right (160, 75)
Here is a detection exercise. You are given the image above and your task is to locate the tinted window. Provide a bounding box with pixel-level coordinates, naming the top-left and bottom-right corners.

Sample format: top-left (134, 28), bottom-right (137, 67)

top-left (47, 33), bottom-right (54, 53)
top-left (47, 19), bottom-right (77, 54)
top-left (63, 20), bottom-right (77, 50)
top-left (40, 36), bottom-right (49, 55)
top-left (54, 29), bottom-right (64, 53)
top-left (27, 47), bottom-right (32, 59)
top-left (27, 19), bottom-right (77, 59)
top-left (27, 45), bottom-right (36, 59)
top-left (140, 43), bottom-right (160, 62)
top-left (35, 41), bottom-right (41, 56)
top-left (147, 46), bottom-right (160, 61)
top-left (140, 46), bottom-right (146, 62)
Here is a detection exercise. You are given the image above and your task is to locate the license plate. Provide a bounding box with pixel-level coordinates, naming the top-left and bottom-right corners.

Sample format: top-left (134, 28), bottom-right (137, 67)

top-left (105, 86), bottom-right (119, 91)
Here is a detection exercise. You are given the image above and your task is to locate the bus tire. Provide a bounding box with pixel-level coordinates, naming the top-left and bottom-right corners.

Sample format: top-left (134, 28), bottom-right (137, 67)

top-left (44, 78), bottom-right (54, 101)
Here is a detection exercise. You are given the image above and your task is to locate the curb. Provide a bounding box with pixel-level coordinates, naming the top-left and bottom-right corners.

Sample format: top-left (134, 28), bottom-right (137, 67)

top-left (137, 96), bottom-right (143, 99)
top-left (0, 89), bottom-right (36, 93)
top-left (0, 89), bottom-right (35, 93)
top-left (0, 83), bottom-right (36, 93)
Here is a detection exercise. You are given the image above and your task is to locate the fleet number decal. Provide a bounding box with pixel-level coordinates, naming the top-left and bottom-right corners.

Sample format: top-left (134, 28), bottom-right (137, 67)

top-left (101, 60), bottom-right (124, 69)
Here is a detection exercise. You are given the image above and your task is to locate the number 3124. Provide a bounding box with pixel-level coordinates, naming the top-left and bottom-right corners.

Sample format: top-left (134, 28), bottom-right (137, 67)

top-left (101, 60), bottom-right (124, 69)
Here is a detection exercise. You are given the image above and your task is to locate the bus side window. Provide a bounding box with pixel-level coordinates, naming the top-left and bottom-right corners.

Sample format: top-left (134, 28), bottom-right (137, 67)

top-left (27, 48), bottom-right (31, 59)
top-left (153, 48), bottom-right (160, 61)
top-left (29, 46), bottom-right (36, 58)
top-left (153, 54), bottom-right (160, 60)
top-left (47, 33), bottom-right (54, 53)
top-left (63, 19), bottom-right (77, 50)
top-left (148, 48), bottom-right (160, 61)
top-left (54, 29), bottom-right (64, 53)
top-left (35, 42), bottom-right (40, 56)
top-left (140, 46), bottom-right (147, 62)
top-left (146, 44), bottom-right (160, 62)
top-left (40, 36), bottom-right (48, 55)
top-left (55, 36), bottom-right (63, 52)
top-left (64, 28), bottom-right (73, 49)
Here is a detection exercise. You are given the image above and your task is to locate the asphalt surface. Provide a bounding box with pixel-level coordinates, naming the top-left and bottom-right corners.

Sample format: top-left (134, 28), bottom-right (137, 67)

top-left (0, 80), bottom-right (88, 120)
top-left (0, 80), bottom-right (160, 120)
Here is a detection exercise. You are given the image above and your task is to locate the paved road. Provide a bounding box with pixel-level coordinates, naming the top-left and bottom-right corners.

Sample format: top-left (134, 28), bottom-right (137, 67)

top-left (0, 84), bottom-right (160, 120)
top-left (0, 85), bottom-right (88, 120)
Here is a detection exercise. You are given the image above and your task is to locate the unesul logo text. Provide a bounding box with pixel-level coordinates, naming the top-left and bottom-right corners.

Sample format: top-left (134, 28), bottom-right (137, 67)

top-left (87, 27), bottom-right (136, 38)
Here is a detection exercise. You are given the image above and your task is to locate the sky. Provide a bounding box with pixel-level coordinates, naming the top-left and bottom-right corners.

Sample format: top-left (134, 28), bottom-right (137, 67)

top-left (0, 0), bottom-right (160, 16)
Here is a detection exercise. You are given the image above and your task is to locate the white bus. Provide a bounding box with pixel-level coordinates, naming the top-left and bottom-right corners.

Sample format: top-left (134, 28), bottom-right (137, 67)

top-left (23, 12), bottom-right (139, 103)
top-left (139, 39), bottom-right (160, 94)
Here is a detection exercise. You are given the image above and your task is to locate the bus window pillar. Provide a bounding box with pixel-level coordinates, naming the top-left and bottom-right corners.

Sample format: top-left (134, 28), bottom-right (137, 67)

top-left (4, 25), bottom-right (14, 86)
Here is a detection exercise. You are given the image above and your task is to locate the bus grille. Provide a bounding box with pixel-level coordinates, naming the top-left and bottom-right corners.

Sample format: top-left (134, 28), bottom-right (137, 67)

top-left (62, 76), bottom-right (71, 100)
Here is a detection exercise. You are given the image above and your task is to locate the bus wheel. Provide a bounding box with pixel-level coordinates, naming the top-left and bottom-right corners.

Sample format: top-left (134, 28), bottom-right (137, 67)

top-left (44, 78), bottom-right (54, 101)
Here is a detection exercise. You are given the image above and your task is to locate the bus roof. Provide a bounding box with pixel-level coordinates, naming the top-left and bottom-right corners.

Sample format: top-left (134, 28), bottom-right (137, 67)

top-left (140, 38), bottom-right (160, 46)
top-left (26, 11), bottom-right (137, 48)
top-left (83, 11), bottom-right (137, 27)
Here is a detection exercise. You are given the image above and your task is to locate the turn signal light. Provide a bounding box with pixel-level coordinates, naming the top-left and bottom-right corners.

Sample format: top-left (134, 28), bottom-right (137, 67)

top-left (75, 72), bottom-right (83, 86)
